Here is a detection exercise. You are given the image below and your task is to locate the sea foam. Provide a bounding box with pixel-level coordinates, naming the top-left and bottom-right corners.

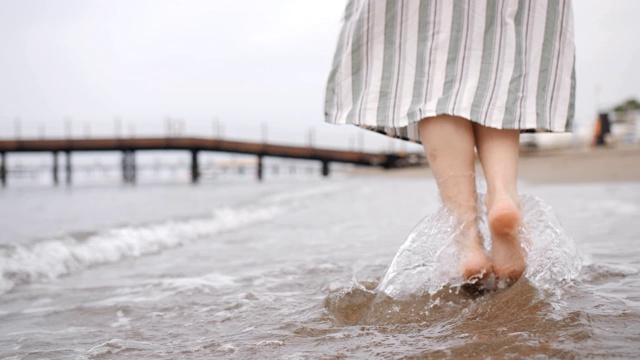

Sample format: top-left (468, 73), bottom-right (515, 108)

top-left (0, 185), bottom-right (343, 295)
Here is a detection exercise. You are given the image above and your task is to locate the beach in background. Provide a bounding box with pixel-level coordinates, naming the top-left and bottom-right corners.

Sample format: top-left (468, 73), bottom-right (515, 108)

top-left (353, 145), bottom-right (640, 184)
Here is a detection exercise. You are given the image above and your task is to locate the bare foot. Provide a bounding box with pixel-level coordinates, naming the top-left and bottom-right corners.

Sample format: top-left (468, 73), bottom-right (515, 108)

top-left (456, 223), bottom-right (492, 281)
top-left (487, 196), bottom-right (526, 281)
top-left (460, 240), bottom-right (492, 281)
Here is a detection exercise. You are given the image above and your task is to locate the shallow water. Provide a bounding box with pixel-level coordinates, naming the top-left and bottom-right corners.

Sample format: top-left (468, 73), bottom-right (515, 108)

top-left (1, 177), bottom-right (640, 358)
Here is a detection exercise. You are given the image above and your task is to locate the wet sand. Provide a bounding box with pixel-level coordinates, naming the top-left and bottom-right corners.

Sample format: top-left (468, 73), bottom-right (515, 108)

top-left (353, 146), bottom-right (640, 183)
top-left (518, 146), bottom-right (640, 183)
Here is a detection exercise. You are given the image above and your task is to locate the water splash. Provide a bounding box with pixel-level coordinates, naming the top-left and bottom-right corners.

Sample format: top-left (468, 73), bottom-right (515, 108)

top-left (376, 194), bottom-right (582, 299)
top-left (325, 194), bottom-right (583, 326)
top-left (376, 207), bottom-right (461, 299)
top-left (519, 195), bottom-right (582, 290)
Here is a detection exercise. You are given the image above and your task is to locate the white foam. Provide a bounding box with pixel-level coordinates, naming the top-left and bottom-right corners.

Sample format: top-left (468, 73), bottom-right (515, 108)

top-left (86, 338), bottom-right (159, 358)
top-left (21, 306), bottom-right (61, 315)
top-left (0, 185), bottom-right (344, 295)
top-left (6, 326), bottom-right (94, 336)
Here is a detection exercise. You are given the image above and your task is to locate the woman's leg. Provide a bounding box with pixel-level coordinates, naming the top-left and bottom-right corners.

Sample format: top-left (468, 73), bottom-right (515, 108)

top-left (418, 115), bottom-right (491, 279)
top-left (472, 123), bottom-right (525, 280)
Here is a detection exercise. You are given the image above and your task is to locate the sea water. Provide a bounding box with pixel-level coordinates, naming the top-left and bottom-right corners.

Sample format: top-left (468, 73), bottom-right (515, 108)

top-left (1, 176), bottom-right (639, 358)
top-left (325, 193), bottom-right (583, 327)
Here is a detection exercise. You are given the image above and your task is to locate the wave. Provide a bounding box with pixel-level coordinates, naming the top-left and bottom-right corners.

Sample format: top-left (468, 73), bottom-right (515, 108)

top-left (0, 184), bottom-right (344, 295)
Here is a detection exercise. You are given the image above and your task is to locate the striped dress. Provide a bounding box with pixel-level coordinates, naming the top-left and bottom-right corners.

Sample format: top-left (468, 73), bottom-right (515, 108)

top-left (324, 0), bottom-right (576, 143)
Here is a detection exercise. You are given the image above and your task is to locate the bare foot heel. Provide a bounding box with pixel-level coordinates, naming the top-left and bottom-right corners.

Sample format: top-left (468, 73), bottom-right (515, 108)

top-left (488, 198), bottom-right (526, 282)
top-left (461, 242), bottom-right (492, 281)
top-left (456, 222), bottom-right (492, 281)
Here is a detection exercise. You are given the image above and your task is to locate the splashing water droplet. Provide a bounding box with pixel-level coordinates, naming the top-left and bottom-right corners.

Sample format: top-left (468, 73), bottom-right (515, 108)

top-left (376, 194), bottom-right (582, 299)
top-left (519, 195), bottom-right (582, 289)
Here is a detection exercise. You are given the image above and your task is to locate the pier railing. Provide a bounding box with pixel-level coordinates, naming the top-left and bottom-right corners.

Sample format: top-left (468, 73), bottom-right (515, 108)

top-left (0, 137), bottom-right (425, 185)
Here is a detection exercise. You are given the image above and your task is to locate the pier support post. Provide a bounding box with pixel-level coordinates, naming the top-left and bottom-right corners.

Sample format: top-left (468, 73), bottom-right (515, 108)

top-left (128, 150), bottom-right (136, 183)
top-left (52, 151), bottom-right (59, 185)
top-left (122, 150), bottom-right (136, 184)
top-left (65, 151), bottom-right (72, 185)
top-left (0, 152), bottom-right (6, 187)
top-left (257, 155), bottom-right (263, 181)
top-left (321, 160), bottom-right (330, 177)
top-left (191, 150), bottom-right (200, 183)
top-left (121, 151), bottom-right (127, 183)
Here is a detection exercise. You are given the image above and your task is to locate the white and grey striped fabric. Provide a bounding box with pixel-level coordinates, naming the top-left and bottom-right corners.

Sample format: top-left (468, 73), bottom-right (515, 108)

top-left (324, 0), bottom-right (576, 143)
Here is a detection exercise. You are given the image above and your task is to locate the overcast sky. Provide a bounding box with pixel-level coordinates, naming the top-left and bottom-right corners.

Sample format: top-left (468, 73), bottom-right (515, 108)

top-left (1, 0), bottom-right (639, 152)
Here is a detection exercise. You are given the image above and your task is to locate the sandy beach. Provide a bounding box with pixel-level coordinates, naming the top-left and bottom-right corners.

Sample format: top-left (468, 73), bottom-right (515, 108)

top-left (353, 146), bottom-right (640, 183)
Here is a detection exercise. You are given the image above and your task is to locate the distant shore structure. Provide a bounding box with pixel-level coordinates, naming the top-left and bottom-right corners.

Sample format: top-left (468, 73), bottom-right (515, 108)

top-left (0, 137), bottom-right (424, 186)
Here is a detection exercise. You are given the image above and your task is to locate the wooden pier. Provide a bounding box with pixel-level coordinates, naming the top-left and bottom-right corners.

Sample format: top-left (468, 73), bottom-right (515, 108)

top-left (0, 137), bottom-right (424, 186)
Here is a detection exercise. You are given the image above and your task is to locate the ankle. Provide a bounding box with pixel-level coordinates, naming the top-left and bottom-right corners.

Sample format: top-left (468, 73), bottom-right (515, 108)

top-left (457, 221), bottom-right (484, 248)
top-left (485, 190), bottom-right (520, 213)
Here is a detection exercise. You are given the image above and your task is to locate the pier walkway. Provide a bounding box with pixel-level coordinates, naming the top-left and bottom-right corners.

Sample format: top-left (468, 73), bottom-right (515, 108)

top-left (0, 137), bottom-right (424, 185)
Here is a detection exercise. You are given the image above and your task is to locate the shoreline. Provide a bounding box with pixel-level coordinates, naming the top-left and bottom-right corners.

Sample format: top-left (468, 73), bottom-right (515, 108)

top-left (350, 146), bottom-right (640, 184)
